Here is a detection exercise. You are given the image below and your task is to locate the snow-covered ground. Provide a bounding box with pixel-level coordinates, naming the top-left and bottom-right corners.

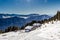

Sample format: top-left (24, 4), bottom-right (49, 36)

top-left (0, 20), bottom-right (60, 40)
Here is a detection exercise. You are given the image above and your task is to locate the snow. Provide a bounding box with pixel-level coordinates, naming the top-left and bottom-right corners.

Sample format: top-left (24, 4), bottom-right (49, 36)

top-left (33, 23), bottom-right (40, 25)
top-left (25, 26), bottom-right (33, 30)
top-left (0, 20), bottom-right (60, 40)
top-left (33, 23), bottom-right (41, 26)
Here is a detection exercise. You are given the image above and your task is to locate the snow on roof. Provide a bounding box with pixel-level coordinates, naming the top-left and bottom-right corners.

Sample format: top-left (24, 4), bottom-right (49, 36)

top-left (25, 26), bottom-right (33, 29)
top-left (33, 23), bottom-right (41, 26)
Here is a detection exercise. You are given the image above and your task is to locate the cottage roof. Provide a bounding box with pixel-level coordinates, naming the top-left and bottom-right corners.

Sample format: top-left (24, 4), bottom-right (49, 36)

top-left (25, 26), bottom-right (33, 29)
top-left (33, 23), bottom-right (41, 26)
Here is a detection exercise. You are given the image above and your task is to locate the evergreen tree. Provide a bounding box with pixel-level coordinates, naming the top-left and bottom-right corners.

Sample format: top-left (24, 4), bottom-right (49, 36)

top-left (5, 26), bottom-right (20, 32)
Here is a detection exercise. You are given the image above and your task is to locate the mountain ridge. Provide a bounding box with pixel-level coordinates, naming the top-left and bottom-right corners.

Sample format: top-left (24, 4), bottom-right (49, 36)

top-left (0, 14), bottom-right (51, 30)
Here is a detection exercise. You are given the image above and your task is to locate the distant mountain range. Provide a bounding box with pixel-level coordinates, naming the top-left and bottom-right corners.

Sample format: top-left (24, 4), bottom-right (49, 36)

top-left (0, 14), bottom-right (51, 30)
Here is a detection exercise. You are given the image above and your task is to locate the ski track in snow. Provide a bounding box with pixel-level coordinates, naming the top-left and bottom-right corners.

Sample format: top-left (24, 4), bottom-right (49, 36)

top-left (0, 20), bottom-right (60, 40)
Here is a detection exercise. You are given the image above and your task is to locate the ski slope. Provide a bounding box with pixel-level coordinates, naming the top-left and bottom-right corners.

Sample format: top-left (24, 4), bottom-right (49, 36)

top-left (0, 20), bottom-right (60, 40)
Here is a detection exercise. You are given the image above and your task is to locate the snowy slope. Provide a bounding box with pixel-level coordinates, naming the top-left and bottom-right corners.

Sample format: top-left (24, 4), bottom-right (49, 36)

top-left (0, 20), bottom-right (60, 40)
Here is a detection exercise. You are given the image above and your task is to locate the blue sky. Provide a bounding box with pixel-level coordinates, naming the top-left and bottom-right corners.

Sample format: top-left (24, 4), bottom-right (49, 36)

top-left (0, 0), bottom-right (60, 16)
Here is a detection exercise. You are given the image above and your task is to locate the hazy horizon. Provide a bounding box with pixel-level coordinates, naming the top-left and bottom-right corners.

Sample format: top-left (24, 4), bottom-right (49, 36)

top-left (0, 0), bottom-right (60, 16)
